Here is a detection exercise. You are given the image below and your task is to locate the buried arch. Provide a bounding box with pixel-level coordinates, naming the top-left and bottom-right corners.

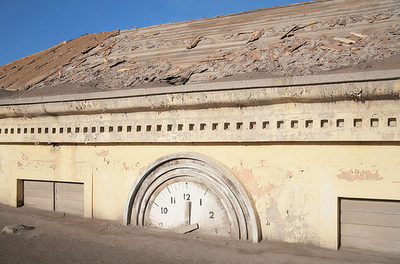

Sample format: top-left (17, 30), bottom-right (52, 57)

top-left (124, 152), bottom-right (261, 243)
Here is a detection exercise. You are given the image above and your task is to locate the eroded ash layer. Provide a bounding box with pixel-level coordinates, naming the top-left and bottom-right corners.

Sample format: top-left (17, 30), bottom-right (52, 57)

top-left (0, 2), bottom-right (399, 94)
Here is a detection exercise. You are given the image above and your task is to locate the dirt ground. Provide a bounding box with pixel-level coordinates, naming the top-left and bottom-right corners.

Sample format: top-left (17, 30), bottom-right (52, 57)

top-left (0, 204), bottom-right (399, 264)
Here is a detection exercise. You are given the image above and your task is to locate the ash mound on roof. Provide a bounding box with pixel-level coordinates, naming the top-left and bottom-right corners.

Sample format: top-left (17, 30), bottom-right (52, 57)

top-left (1, 0), bottom-right (399, 99)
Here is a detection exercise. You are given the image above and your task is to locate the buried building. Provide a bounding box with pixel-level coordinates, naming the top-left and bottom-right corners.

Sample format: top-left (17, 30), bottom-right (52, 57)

top-left (0, 0), bottom-right (400, 254)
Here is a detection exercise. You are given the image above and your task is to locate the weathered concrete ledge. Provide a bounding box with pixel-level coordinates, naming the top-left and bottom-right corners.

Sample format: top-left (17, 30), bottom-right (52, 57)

top-left (0, 70), bottom-right (399, 119)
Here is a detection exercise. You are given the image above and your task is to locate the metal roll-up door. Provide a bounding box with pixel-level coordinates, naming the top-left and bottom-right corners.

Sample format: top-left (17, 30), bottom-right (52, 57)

top-left (23, 181), bottom-right (54, 211)
top-left (55, 182), bottom-right (84, 216)
top-left (23, 181), bottom-right (84, 217)
top-left (340, 198), bottom-right (400, 254)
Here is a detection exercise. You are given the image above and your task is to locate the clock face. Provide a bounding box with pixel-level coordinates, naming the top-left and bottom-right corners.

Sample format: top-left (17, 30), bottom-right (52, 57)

top-left (145, 177), bottom-right (231, 237)
top-left (124, 153), bottom-right (261, 243)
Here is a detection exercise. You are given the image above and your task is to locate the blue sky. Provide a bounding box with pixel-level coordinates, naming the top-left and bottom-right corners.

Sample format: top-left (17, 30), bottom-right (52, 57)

top-left (0, 0), bottom-right (301, 66)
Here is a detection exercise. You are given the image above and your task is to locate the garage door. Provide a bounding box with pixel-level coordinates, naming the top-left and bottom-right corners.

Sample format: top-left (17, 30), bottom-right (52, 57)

top-left (23, 181), bottom-right (54, 211)
top-left (340, 198), bottom-right (400, 254)
top-left (54, 182), bottom-right (84, 216)
top-left (23, 181), bottom-right (84, 216)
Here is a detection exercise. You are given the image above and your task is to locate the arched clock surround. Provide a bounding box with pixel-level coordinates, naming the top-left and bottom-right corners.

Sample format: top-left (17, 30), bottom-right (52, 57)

top-left (123, 152), bottom-right (261, 243)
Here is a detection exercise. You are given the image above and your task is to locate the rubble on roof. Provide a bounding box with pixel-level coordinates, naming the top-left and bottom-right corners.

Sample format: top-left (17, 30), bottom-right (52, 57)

top-left (0, 30), bottom-right (120, 91)
top-left (0, 0), bottom-right (399, 94)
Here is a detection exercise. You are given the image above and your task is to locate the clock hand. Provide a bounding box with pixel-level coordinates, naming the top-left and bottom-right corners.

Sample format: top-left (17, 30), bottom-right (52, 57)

top-left (174, 223), bottom-right (199, 234)
top-left (185, 201), bottom-right (192, 226)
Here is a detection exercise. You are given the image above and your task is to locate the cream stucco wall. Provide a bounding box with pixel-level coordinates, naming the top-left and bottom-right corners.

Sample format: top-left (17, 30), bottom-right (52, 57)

top-left (0, 143), bottom-right (399, 249)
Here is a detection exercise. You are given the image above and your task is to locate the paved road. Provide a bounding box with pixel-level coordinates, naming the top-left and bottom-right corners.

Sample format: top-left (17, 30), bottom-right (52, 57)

top-left (0, 204), bottom-right (399, 264)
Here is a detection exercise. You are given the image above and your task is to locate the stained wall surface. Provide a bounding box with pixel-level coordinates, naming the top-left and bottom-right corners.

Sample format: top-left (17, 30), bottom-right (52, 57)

top-left (0, 143), bottom-right (399, 250)
top-left (0, 70), bottom-right (400, 251)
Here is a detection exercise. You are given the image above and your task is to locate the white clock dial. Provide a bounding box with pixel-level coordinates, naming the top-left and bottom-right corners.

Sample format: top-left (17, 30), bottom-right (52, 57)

top-left (145, 178), bottom-right (231, 237)
top-left (125, 153), bottom-right (261, 242)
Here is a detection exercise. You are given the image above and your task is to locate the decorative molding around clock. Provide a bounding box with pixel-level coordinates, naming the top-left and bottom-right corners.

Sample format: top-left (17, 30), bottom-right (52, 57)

top-left (124, 152), bottom-right (261, 243)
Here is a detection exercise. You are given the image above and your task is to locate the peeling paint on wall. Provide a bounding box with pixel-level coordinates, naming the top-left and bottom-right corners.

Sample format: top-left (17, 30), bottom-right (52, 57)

top-left (286, 170), bottom-right (294, 180)
top-left (21, 152), bottom-right (29, 161)
top-left (0, 143), bottom-right (398, 250)
top-left (123, 162), bottom-right (130, 171)
top-left (17, 162), bottom-right (24, 169)
top-left (124, 161), bottom-right (148, 175)
top-left (97, 149), bottom-right (109, 157)
top-left (232, 166), bottom-right (274, 199)
top-left (18, 152), bottom-right (30, 169)
top-left (337, 168), bottom-right (383, 181)
top-left (264, 200), bottom-right (285, 236)
top-left (97, 149), bottom-right (111, 164)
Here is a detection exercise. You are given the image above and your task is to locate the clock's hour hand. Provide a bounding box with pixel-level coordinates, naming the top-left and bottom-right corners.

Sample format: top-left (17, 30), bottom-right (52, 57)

top-left (185, 201), bottom-right (192, 226)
